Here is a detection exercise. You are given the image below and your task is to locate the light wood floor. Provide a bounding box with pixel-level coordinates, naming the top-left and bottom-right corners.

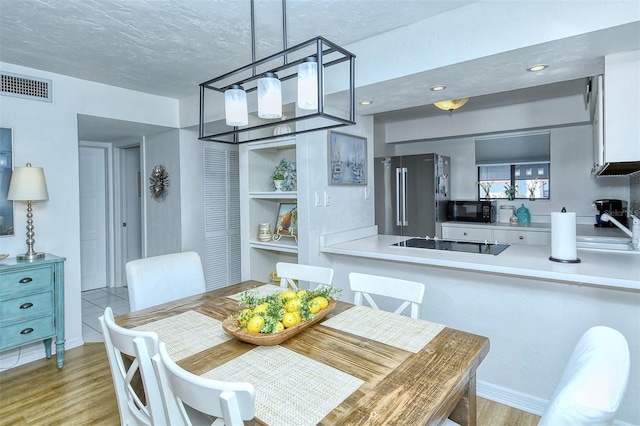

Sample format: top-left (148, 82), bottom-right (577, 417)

top-left (0, 343), bottom-right (541, 425)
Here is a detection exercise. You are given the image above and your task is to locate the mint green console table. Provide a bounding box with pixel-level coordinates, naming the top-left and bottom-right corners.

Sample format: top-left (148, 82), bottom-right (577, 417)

top-left (0, 254), bottom-right (66, 369)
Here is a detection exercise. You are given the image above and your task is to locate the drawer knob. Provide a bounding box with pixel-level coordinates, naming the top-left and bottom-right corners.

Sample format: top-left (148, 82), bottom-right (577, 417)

top-left (20, 327), bottom-right (34, 335)
top-left (463, 232), bottom-right (468, 236)
top-left (19, 277), bottom-right (33, 284)
top-left (20, 302), bottom-right (34, 309)
top-left (519, 235), bottom-right (524, 240)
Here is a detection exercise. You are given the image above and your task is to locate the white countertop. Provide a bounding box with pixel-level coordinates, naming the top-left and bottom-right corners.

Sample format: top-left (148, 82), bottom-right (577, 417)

top-left (443, 221), bottom-right (630, 238)
top-left (320, 228), bottom-right (640, 292)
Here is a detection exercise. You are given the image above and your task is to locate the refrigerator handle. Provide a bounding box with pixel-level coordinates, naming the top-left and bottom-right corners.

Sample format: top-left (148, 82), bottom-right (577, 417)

top-left (395, 168), bottom-right (402, 226)
top-left (402, 167), bottom-right (408, 226)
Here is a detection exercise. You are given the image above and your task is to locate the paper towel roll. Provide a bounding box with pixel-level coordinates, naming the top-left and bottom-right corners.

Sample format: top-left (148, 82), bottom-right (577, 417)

top-left (551, 211), bottom-right (578, 261)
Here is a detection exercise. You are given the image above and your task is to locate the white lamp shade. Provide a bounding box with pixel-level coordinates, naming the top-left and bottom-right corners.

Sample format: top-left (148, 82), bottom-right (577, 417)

top-left (258, 73), bottom-right (282, 119)
top-left (7, 164), bottom-right (49, 201)
top-left (224, 86), bottom-right (249, 126)
top-left (297, 58), bottom-right (318, 110)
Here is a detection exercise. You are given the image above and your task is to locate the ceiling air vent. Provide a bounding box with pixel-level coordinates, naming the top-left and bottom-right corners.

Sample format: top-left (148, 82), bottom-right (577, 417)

top-left (1, 72), bottom-right (52, 102)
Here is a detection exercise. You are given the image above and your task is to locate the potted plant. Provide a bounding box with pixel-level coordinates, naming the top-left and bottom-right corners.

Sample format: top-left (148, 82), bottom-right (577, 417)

top-left (477, 181), bottom-right (493, 200)
top-left (271, 158), bottom-right (296, 191)
top-left (272, 172), bottom-right (285, 191)
top-left (504, 184), bottom-right (517, 201)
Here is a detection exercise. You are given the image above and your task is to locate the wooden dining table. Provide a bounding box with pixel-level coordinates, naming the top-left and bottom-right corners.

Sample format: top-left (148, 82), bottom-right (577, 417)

top-left (116, 280), bottom-right (490, 426)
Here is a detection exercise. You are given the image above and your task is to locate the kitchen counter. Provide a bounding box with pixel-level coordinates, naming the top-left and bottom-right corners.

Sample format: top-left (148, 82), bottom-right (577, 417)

top-left (320, 226), bottom-right (640, 291)
top-left (443, 221), bottom-right (630, 238)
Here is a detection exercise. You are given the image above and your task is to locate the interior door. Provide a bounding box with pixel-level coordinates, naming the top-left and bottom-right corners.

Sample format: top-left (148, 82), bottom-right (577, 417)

top-left (79, 146), bottom-right (107, 291)
top-left (123, 146), bottom-right (142, 273)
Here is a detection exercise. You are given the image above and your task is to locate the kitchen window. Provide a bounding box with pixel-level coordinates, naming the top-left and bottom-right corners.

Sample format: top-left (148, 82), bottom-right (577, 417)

top-left (477, 163), bottom-right (550, 200)
top-left (475, 132), bottom-right (550, 200)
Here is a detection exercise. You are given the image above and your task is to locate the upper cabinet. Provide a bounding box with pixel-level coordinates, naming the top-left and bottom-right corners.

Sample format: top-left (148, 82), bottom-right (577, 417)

top-left (593, 50), bottom-right (640, 175)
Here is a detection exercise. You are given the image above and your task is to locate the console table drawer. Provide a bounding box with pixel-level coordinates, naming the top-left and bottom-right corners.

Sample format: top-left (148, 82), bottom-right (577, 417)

top-left (1, 267), bottom-right (52, 295)
top-left (0, 291), bottom-right (54, 324)
top-left (0, 316), bottom-right (55, 350)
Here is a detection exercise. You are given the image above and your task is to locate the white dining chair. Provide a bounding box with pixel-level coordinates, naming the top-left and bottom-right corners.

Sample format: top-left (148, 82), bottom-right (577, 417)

top-left (276, 262), bottom-right (334, 291)
top-left (126, 251), bottom-right (206, 311)
top-left (348, 272), bottom-right (425, 319)
top-left (99, 307), bottom-right (166, 426)
top-left (444, 326), bottom-right (631, 426)
top-left (149, 341), bottom-right (256, 426)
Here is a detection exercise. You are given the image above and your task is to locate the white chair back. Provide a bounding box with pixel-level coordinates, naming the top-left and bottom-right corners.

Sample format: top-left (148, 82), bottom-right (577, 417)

top-left (276, 262), bottom-right (334, 291)
top-left (150, 341), bottom-right (256, 426)
top-left (349, 272), bottom-right (425, 319)
top-left (539, 326), bottom-right (630, 426)
top-left (126, 251), bottom-right (206, 311)
top-left (99, 307), bottom-right (165, 426)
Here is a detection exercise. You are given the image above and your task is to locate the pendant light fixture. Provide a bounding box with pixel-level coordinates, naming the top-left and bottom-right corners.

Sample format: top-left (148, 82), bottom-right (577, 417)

top-left (297, 57), bottom-right (318, 110)
top-left (199, 0), bottom-right (356, 144)
top-left (224, 84), bottom-right (249, 126)
top-left (434, 98), bottom-right (470, 112)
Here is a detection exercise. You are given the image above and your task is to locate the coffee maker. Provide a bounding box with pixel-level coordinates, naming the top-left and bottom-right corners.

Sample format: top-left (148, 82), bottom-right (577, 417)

top-left (594, 199), bottom-right (628, 227)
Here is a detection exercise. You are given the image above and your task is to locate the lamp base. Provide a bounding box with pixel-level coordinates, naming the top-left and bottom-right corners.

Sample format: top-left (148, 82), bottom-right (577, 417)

top-left (17, 252), bottom-right (45, 261)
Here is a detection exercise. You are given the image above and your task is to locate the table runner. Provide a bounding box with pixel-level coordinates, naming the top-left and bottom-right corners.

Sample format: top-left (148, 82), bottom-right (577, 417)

top-left (203, 345), bottom-right (364, 426)
top-left (134, 310), bottom-right (232, 361)
top-left (227, 283), bottom-right (283, 300)
top-left (322, 305), bottom-right (445, 353)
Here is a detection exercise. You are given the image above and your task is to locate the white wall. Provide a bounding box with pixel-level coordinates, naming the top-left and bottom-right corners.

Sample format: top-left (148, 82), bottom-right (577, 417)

top-left (0, 62), bottom-right (179, 368)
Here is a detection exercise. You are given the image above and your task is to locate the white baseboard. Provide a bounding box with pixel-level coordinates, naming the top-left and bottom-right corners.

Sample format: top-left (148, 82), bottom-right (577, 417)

top-left (0, 336), bottom-right (84, 370)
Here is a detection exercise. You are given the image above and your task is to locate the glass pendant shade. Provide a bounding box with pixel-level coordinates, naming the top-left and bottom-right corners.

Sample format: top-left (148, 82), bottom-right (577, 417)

top-left (224, 85), bottom-right (249, 126)
top-left (297, 57), bottom-right (318, 110)
top-left (258, 72), bottom-right (282, 119)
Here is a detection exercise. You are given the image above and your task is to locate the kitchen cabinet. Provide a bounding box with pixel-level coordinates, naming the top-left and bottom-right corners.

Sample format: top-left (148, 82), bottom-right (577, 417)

top-left (0, 254), bottom-right (66, 369)
top-left (442, 222), bottom-right (550, 246)
top-left (593, 50), bottom-right (640, 174)
top-left (240, 138), bottom-right (299, 283)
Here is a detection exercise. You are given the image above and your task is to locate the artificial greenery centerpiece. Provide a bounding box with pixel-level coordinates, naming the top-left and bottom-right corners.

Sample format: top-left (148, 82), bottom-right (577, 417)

top-left (271, 158), bottom-right (296, 191)
top-left (504, 184), bottom-right (517, 200)
top-left (231, 286), bottom-right (341, 334)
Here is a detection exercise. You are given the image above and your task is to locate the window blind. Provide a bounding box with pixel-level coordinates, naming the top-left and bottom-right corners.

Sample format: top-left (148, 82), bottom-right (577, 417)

top-left (475, 132), bottom-right (550, 165)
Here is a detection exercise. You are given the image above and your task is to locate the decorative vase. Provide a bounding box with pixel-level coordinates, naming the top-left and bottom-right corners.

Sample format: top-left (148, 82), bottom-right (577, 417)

top-left (258, 223), bottom-right (272, 242)
top-left (484, 194), bottom-right (491, 200)
top-left (273, 180), bottom-right (284, 191)
top-left (273, 116), bottom-right (293, 136)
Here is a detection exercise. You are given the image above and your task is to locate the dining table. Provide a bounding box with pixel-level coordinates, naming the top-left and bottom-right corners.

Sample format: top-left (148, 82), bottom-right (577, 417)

top-left (116, 280), bottom-right (490, 426)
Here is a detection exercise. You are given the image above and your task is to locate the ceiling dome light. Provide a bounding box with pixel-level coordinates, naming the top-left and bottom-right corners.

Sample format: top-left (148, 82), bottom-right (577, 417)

top-left (430, 85), bottom-right (446, 91)
top-left (527, 64), bottom-right (548, 72)
top-left (434, 98), bottom-right (469, 112)
top-left (258, 72), bottom-right (282, 119)
top-left (359, 100), bottom-right (373, 105)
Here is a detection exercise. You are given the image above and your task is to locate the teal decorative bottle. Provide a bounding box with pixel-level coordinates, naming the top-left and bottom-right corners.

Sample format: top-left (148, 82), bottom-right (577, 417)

top-left (516, 203), bottom-right (531, 226)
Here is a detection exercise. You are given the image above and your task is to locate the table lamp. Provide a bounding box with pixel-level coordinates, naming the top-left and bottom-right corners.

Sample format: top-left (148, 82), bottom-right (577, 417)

top-left (7, 163), bottom-right (49, 260)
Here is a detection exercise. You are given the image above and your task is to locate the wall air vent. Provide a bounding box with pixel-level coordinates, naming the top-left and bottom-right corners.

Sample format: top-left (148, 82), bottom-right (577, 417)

top-left (1, 72), bottom-right (52, 102)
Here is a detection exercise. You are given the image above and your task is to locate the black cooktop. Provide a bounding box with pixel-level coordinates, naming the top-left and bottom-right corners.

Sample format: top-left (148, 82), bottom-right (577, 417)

top-left (393, 238), bottom-right (510, 255)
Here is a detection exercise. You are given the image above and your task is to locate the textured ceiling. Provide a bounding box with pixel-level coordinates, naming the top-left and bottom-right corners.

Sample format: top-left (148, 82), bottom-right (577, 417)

top-left (1, 0), bottom-right (639, 140)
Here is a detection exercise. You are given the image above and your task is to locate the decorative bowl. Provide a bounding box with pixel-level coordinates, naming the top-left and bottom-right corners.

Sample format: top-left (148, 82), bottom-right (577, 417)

top-left (222, 299), bottom-right (336, 346)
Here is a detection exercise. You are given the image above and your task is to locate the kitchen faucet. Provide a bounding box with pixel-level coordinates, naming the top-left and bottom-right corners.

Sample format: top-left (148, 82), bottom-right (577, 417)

top-left (600, 213), bottom-right (640, 250)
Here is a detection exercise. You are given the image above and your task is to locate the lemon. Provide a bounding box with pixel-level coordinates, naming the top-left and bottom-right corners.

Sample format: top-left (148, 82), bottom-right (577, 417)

top-left (275, 321), bottom-right (285, 333)
top-left (309, 300), bottom-right (321, 314)
top-left (293, 312), bottom-right (302, 324)
top-left (253, 303), bottom-right (269, 315)
top-left (282, 312), bottom-right (298, 328)
top-left (279, 290), bottom-right (297, 300)
top-left (285, 298), bottom-right (301, 313)
top-left (296, 290), bottom-right (308, 298)
top-left (238, 308), bottom-right (253, 327)
top-left (312, 296), bottom-right (329, 309)
top-left (246, 315), bottom-right (265, 333)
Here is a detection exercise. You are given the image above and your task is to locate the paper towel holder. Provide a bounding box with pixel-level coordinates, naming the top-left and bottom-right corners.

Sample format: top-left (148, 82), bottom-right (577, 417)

top-left (549, 207), bottom-right (581, 263)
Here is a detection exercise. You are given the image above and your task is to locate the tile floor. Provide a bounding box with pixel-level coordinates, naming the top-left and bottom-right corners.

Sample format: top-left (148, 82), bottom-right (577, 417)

top-left (81, 287), bottom-right (130, 342)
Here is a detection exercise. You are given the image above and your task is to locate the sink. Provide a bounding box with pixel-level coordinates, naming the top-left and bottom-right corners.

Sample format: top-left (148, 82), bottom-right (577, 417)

top-left (576, 235), bottom-right (637, 252)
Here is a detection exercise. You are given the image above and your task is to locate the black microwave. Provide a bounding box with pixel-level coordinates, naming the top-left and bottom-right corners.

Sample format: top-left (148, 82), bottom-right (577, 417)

top-left (447, 200), bottom-right (496, 223)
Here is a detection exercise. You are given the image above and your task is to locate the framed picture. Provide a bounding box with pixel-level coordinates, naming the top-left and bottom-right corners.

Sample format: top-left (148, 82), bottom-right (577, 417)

top-left (328, 131), bottom-right (367, 185)
top-left (0, 127), bottom-right (14, 237)
top-left (274, 203), bottom-right (297, 236)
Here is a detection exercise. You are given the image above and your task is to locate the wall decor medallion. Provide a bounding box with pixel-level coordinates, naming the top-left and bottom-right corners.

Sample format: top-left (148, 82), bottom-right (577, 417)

top-left (149, 165), bottom-right (169, 201)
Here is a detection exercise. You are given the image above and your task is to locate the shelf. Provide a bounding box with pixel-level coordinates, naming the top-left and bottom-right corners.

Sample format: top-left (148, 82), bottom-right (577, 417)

top-left (250, 191), bottom-right (297, 200)
top-left (250, 239), bottom-right (299, 254)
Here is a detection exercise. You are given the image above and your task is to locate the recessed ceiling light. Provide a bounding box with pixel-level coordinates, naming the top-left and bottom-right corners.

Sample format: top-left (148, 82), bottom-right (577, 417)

top-left (359, 100), bottom-right (373, 105)
top-left (430, 85), bottom-right (446, 91)
top-left (527, 64), bottom-right (548, 72)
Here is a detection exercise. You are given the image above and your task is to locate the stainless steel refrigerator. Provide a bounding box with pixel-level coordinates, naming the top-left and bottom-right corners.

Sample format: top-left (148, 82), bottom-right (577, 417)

top-left (374, 153), bottom-right (450, 238)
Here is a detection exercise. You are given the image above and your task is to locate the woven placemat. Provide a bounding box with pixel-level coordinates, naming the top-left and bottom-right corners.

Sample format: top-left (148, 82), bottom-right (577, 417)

top-left (227, 284), bottom-right (283, 300)
top-left (134, 310), bottom-right (232, 361)
top-left (322, 305), bottom-right (445, 353)
top-left (203, 346), bottom-right (364, 426)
